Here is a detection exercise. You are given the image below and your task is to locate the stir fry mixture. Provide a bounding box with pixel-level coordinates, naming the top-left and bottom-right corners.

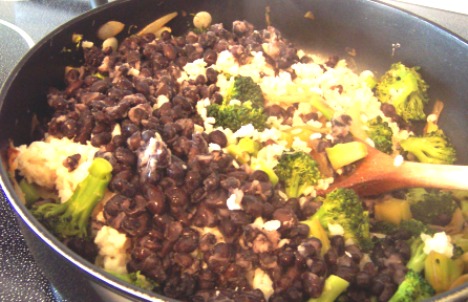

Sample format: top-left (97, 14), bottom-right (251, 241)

top-left (8, 11), bottom-right (468, 302)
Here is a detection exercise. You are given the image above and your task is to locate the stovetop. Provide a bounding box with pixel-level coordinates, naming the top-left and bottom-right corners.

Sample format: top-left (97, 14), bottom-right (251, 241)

top-left (0, 1), bottom-right (466, 302)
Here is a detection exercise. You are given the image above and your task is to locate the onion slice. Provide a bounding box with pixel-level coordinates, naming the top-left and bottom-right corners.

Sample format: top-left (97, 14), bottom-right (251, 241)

top-left (97, 21), bottom-right (125, 40)
top-left (137, 12), bottom-right (178, 36)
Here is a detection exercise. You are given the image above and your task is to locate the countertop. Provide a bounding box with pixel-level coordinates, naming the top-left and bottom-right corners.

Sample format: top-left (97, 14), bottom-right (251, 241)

top-left (0, 1), bottom-right (467, 301)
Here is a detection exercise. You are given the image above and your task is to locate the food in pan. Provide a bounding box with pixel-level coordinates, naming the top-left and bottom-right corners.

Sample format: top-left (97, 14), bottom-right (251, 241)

top-left (8, 11), bottom-right (467, 302)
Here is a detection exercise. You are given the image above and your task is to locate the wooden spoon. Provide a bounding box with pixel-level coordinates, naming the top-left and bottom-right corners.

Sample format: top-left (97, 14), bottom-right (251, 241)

top-left (318, 144), bottom-right (468, 196)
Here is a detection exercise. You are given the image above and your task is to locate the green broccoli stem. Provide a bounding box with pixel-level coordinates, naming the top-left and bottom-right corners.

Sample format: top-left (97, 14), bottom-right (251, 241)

top-left (308, 274), bottom-right (349, 302)
top-left (285, 178), bottom-right (302, 199)
top-left (33, 157), bottom-right (113, 238)
top-left (309, 93), bottom-right (335, 120)
top-left (108, 271), bottom-right (157, 291)
top-left (407, 238), bottom-right (427, 273)
top-left (19, 179), bottom-right (40, 206)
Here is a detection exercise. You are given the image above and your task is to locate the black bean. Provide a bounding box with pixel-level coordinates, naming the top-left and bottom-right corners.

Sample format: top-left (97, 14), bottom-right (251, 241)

top-left (334, 265), bottom-right (358, 284)
top-left (63, 154), bottom-right (81, 172)
top-left (345, 244), bottom-right (363, 263)
top-left (159, 30), bottom-right (171, 41)
top-left (173, 229), bottom-right (199, 253)
top-left (356, 271), bottom-right (371, 288)
top-left (162, 43), bottom-right (177, 60)
top-left (121, 214), bottom-right (150, 237)
top-left (191, 187), bottom-right (207, 204)
top-left (175, 118), bottom-right (195, 138)
top-left (89, 80), bottom-right (109, 93)
top-left (273, 207), bottom-right (298, 232)
top-left (379, 283), bottom-right (398, 302)
top-left (128, 105), bottom-right (151, 125)
top-left (277, 247), bottom-right (295, 267)
top-left (203, 49), bottom-right (218, 66)
top-left (175, 56), bottom-right (188, 68)
top-left (164, 220), bottom-right (183, 242)
top-left (242, 194), bottom-right (264, 217)
top-left (301, 272), bottom-right (324, 298)
top-left (198, 269), bottom-right (216, 290)
top-left (232, 20), bottom-right (254, 37)
top-left (64, 237), bottom-right (97, 263)
top-left (219, 218), bottom-right (238, 238)
top-left (309, 258), bottom-right (327, 276)
top-left (108, 170), bottom-right (137, 197)
top-left (146, 185), bottom-right (166, 215)
top-left (205, 67), bottom-right (218, 84)
top-left (199, 233), bottom-right (217, 252)
top-left (230, 210), bottom-right (253, 225)
top-left (163, 273), bottom-right (195, 299)
top-left (330, 236), bottom-right (345, 256)
top-left (193, 204), bottom-right (216, 227)
top-left (127, 131), bottom-right (143, 151)
top-left (249, 170), bottom-right (270, 182)
top-left (165, 186), bottom-right (188, 208)
top-left (203, 172), bottom-right (219, 192)
top-left (300, 55), bottom-right (314, 63)
top-left (324, 248), bottom-right (338, 266)
top-left (114, 147), bottom-right (137, 166)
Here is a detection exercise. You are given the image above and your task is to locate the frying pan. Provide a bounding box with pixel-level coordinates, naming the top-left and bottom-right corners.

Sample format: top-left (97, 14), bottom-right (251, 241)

top-left (0, 0), bottom-right (467, 301)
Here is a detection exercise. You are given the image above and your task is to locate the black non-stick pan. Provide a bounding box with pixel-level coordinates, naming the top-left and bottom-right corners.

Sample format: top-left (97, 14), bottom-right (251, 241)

top-left (0, 0), bottom-right (467, 301)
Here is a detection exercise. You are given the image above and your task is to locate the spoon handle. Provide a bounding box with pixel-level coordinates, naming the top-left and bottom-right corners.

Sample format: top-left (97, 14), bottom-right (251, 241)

top-left (398, 161), bottom-right (468, 191)
top-left (351, 161), bottom-right (468, 196)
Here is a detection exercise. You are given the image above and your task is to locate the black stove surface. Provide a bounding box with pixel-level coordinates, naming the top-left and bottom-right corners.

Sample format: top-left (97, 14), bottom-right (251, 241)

top-left (0, 1), bottom-right (466, 302)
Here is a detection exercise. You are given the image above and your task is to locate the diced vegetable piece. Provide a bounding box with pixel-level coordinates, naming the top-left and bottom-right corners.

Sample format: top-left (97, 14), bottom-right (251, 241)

top-left (325, 141), bottom-right (368, 170)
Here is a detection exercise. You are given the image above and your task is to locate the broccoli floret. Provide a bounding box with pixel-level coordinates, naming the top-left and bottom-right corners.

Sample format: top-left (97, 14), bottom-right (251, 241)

top-left (399, 219), bottom-right (431, 237)
top-left (375, 62), bottom-right (429, 122)
top-left (372, 219), bottom-right (429, 239)
top-left (32, 157), bottom-right (112, 238)
top-left (207, 102), bottom-right (267, 132)
top-left (389, 269), bottom-right (434, 302)
top-left (274, 151), bottom-right (322, 198)
top-left (308, 274), bottom-right (350, 302)
top-left (225, 75), bottom-right (265, 109)
top-left (406, 188), bottom-right (458, 226)
top-left (306, 188), bottom-right (373, 250)
top-left (366, 116), bottom-right (394, 154)
top-left (207, 75), bottom-right (268, 131)
top-left (371, 220), bottom-right (399, 234)
top-left (400, 129), bottom-right (456, 165)
top-left (109, 271), bottom-right (157, 291)
top-left (325, 141), bottom-right (368, 170)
